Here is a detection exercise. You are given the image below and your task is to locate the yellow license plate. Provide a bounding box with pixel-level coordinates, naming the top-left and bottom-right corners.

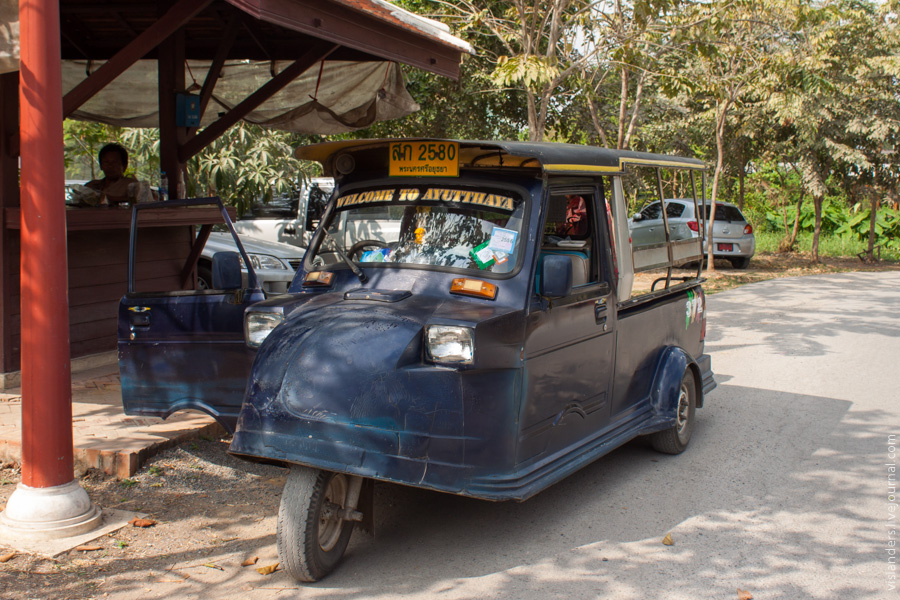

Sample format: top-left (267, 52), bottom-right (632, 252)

top-left (389, 141), bottom-right (459, 177)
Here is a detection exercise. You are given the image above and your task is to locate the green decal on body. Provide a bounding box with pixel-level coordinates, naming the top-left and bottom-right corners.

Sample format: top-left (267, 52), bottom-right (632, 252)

top-left (685, 290), bottom-right (695, 330)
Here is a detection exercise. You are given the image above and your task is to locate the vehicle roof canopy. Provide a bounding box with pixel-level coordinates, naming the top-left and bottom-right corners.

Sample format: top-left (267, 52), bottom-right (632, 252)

top-left (295, 138), bottom-right (706, 177)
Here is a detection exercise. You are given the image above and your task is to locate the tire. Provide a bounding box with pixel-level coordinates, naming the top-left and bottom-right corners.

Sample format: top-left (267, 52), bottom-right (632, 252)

top-left (730, 256), bottom-right (751, 269)
top-left (649, 370), bottom-right (697, 455)
top-left (197, 263), bottom-right (213, 290)
top-left (277, 466), bottom-right (354, 582)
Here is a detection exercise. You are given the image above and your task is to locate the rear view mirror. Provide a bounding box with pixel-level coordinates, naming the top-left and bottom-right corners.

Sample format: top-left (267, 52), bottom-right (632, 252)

top-left (212, 251), bottom-right (243, 290)
top-left (540, 254), bottom-right (573, 298)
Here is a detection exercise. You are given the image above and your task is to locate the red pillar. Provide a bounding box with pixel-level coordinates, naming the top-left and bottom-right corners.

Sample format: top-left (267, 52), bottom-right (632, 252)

top-left (18, 0), bottom-right (74, 487)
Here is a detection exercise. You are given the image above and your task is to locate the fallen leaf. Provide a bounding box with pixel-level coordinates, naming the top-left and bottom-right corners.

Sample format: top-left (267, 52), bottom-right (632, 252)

top-left (0, 552), bottom-right (14, 563)
top-left (256, 563), bottom-right (279, 575)
top-left (203, 563), bottom-right (224, 571)
top-left (737, 589), bottom-right (753, 600)
top-left (662, 533), bottom-right (674, 546)
top-left (241, 556), bottom-right (259, 567)
top-left (130, 518), bottom-right (157, 528)
top-left (75, 545), bottom-right (103, 552)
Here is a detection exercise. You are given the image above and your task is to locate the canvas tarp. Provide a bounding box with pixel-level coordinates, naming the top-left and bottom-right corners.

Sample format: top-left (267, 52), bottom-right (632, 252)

top-left (62, 59), bottom-right (419, 135)
top-left (0, 0), bottom-right (17, 75)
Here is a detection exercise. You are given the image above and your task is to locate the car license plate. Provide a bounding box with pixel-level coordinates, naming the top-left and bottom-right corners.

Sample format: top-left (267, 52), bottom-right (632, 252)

top-left (717, 243), bottom-right (734, 252)
top-left (389, 141), bottom-right (459, 177)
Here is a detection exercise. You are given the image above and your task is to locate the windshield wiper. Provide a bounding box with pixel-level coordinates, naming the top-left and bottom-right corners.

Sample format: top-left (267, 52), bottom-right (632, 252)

top-left (323, 230), bottom-right (368, 284)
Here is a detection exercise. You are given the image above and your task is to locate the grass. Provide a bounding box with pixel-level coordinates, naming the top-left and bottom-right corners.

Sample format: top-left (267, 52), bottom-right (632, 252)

top-left (755, 230), bottom-right (900, 261)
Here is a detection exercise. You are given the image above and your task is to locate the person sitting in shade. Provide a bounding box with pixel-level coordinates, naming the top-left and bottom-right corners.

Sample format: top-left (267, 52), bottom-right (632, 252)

top-left (84, 143), bottom-right (139, 206)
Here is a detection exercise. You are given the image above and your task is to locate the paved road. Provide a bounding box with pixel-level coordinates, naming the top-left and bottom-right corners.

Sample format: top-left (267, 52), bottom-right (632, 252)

top-left (116, 271), bottom-right (900, 600)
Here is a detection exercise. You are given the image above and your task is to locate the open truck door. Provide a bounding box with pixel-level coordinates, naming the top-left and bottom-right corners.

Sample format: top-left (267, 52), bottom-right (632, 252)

top-left (118, 198), bottom-right (266, 432)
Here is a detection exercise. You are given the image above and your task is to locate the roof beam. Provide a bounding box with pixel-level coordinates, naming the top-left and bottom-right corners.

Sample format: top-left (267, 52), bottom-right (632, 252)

top-left (191, 15), bottom-right (240, 133)
top-left (226, 0), bottom-right (464, 79)
top-left (179, 41), bottom-right (338, 163)
top-left (63, 0), bottom-right (214, 118)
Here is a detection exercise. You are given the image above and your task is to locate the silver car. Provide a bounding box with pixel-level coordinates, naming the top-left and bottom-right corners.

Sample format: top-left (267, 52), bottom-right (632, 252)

top-left (199, 232), bottom-right (304, 294)
top-left (629, 199), bottom-right (755, 269)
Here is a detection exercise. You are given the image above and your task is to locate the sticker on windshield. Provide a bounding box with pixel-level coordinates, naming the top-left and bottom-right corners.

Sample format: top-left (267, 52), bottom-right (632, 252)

top-left (488, 227), bottom-right (517, 254)
top-left (470, 241), bottom-right (496, 269)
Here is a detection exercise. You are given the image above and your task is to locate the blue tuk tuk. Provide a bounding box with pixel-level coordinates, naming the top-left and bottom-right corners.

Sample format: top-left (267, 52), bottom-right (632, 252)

top-left (119, 139), bottom-right (715, 582)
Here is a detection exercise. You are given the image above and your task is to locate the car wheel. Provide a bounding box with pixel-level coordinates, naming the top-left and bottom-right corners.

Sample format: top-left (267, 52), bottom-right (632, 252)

top-left (730, 257), bottom-right (751, 269)
top-left (649, 370), bottom-right (696, 455)
top-left (197, 263), bottom-right (213, 290)
top-left (277, 466), bottom-right (354, 582)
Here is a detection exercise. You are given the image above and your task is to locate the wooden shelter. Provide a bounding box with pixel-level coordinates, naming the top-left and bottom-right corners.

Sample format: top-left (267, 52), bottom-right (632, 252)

top-left (0, 0), bottom-right (471, 381)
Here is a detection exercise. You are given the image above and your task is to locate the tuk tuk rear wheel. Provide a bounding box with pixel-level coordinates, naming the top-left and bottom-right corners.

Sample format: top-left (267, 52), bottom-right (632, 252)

top-left (649, 370), bottom-right (696, 455)
top-left (277, 466), bottom-right (354, 582)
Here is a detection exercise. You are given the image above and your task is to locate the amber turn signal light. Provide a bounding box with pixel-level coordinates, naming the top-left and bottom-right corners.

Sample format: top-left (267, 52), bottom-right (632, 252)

top-left (450, 278), bottom-right (497, 300)
top-left (303, 271), bottom-right (334, 286)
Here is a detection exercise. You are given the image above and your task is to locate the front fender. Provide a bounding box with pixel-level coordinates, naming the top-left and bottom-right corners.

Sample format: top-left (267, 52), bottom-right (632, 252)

top-left (649, 346), bottom-right (692, 420)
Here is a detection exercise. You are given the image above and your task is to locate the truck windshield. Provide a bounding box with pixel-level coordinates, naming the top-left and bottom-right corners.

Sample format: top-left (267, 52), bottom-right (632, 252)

top-left (310, 185), bottom-right (526, 275)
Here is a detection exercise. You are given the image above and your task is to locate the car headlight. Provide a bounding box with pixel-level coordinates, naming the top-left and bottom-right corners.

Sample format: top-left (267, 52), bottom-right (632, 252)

top-left (248, 253), bottom-right (289, 271)
top-left (245, 310), bottom-right (284, 348)
top-left (425, 325), bottom-right (474, 365)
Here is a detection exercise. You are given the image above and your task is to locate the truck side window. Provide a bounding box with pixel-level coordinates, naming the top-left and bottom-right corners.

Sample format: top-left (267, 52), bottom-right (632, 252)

top-left (543, 192), bottom-right (600, 288)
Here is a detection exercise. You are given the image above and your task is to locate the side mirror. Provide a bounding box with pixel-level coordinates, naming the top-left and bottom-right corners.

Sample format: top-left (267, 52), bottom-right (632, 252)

top-left (212, 251), bottom-right (243, 290)
top-left (632, 213), bottom-right (643, 221)
top-left (540, 254), bottom-right (573, 298)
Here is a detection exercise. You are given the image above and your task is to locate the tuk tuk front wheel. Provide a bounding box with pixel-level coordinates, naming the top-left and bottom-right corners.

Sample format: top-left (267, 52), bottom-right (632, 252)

top-left (277, 466), bottom-right (354, 582)
top-left (649, 370), bottom-right (696, 455)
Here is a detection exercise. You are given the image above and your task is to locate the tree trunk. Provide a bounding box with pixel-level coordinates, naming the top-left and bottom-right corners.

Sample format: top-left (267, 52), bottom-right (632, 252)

top-left (866, 187), bottom-right (878, 261)
top-left (617, 67), bottom-right (628, 149)
top-left (622, 71), bottom-right (645, 151)
top-left (738, 163), bottom-right (745, 211)
top-left (526, 91), bottom-right (540, 142)
top-left (788, 191), bottom-right (804, 251)
top-left (706, 100), bottom-right (731, 273)
top-left (587, 98), bottom-right (611, 147)
top-left (811, 195), bottom-right (823, 262)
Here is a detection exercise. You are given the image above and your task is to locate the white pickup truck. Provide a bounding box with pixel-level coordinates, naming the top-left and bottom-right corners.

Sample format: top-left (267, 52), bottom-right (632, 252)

top-left (232, 177), bottom-right (333, 249)
top-left (232, 176), bottom-right (402, 252)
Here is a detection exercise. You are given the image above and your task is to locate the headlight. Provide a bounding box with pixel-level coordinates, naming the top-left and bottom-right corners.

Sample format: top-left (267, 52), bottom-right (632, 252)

top-left (425, 325), bottom-right (474, 365)
top-left (248, 253), bottom-right (289, 271)
top-left (245, 311), bottom-right (284, 348)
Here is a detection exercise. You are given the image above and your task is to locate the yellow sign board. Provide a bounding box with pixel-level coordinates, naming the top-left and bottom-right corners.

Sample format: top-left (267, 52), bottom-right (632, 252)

top-left (389, 141), bottom-right (459, 177)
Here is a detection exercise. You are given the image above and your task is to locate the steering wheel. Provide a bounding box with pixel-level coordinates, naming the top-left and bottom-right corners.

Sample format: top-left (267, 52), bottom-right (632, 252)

top-left (348, 239), bottom-right (389, 260)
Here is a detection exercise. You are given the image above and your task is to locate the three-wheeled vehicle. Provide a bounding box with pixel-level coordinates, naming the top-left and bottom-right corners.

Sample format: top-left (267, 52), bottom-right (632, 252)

top-left (119, 139), bottom-right (715, 582)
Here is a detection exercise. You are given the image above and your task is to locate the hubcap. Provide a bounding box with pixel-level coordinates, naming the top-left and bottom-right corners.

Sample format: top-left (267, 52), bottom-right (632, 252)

top-left (318, 474), bottom-right (347, 552)
top-left (675, 385), bottom-right (690, 436)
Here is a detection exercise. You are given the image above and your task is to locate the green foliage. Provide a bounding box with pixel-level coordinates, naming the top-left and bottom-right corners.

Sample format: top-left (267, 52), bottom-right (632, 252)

top-left (760, 197), bottom-right (900, 252)
top-left (762, 198), bottom-right (845, 235)
top-left (65, 120), bottom-right (315, 216)
top-left (492, 55), bottom-right (559, 90)
top-left (835, 206), bottom-right (900, 250)
top-left (190, 122), bottom-right (316, 215)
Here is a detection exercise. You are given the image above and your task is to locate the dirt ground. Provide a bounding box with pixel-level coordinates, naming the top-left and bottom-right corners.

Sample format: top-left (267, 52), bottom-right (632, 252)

top-left (693, 251), bottom-right (900, 294)
top-left (0, 250), bottom-right (898, 600)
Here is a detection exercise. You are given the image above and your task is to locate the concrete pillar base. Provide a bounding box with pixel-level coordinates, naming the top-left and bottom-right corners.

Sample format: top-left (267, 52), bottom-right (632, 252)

top-left (0, 479), bottom-right (102, 541)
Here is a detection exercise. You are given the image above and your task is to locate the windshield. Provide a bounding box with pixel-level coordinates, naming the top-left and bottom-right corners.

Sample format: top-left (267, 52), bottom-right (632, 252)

top-left (309, 185), bottom-right (526, 275)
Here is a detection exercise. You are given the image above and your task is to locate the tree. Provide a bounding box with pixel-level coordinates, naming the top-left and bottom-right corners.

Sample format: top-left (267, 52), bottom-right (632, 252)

top-left (764, 0), bottom-right (900, 261)
top-left (661, 0), bottom-right (780, 271)
top-left (442, 0), bottom-right (611, 141)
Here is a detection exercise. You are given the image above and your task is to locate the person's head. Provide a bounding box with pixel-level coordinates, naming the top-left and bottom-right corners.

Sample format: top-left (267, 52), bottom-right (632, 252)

top-left (98, 143), bottom-right (129, 179)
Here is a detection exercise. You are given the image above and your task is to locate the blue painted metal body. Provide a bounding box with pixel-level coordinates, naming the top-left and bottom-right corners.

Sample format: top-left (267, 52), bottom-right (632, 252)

top-left (118, 198), bottom-right (265, 432)
top-left (118, 143), bottom-right (717, 502)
